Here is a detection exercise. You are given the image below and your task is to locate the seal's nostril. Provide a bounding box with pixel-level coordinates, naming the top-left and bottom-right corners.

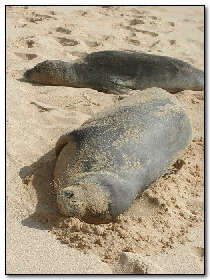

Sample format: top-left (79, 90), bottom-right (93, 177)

top-left (64, 190), bottom-right (74, 199)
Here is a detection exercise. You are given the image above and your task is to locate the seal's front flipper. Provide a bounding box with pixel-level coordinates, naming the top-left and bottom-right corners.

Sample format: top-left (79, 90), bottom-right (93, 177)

top-left (84, 80), bottom-right (133, 95)
top-left (100, 83), bottom-right (133, 95)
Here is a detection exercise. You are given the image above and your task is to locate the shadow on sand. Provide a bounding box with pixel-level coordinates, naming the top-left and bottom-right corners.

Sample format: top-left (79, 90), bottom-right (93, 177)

top-left (19, 148), bottom-right (63, 231)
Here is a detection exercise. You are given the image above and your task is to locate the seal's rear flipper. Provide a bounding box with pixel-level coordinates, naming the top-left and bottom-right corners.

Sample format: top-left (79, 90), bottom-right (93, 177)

top-left (104, 85), bottom-right (134, 95)
top-left (55, 135), bottom-right (74, 157)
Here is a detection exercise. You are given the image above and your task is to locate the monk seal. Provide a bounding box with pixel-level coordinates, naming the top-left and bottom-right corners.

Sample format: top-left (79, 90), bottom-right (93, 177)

top-left (54, 88), bottom-right (192, 224)
top-left (24, 50), bottom-right (204, 94)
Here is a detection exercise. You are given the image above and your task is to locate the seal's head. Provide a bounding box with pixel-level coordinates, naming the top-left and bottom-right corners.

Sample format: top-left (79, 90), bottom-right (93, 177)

top-left (24, 60), bottom-right (75, 86)
top-left (56, 183), bottom-right (112, 224)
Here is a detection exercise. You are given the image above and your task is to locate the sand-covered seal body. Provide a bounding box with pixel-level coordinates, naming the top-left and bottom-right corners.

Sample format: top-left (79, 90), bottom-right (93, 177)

top-left (54, 88), bottom-right (192, 223)
top-left (24, 50), bottom-right (204, 94)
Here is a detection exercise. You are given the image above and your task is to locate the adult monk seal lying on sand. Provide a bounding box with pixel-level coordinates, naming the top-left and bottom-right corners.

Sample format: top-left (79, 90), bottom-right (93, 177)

top-left (24, 50), bottom-right (204, 94)
top-left (54, 88), bottom-right (192, 224)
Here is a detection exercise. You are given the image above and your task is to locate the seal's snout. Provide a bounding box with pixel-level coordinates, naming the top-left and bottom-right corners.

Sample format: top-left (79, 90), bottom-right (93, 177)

top-left (57, 188), bottom-right (78, 217)
top-left (55, 183), bottom-right (111, 222)
top-left (23, 60), bottom-right (71, 86)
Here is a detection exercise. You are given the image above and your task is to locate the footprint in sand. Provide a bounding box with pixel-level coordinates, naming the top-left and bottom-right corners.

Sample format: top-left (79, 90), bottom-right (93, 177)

top-left (26, 12), bottom-right (57, 23)
top-left (57, 37), bottom-right (79, 46)
top-left (129, 18), bottom-right (145, 26)
top-left (119, 24), bottom-right (137, 33)
top-left (55, 27), bottom-right (71, 35)
top-left (101, 35), bottom-right (115, 42)
top-left (85, 40), bottom-right (101, 48)
top-left (137, 29), bottom-right (159, 37)
top-left (15, 52), bottom-right (37, 60)
top-left (169, 40), bottom-right (176, 46)
top-left (149, 16), bottom-right (160, 20)
top-left (75, 10), bottom-right (89, 16)
top-left (101, 6), bottom-right (118, 10)
top-left (127, 38), bottom-right (140, 46)
top-left (13, 36), bottom-right (36, 48)
top-left (130, 32), bottom-right (137, 38)
top-left (99, 6), bottom-right (120, 16)
top-left (168, 21), bottom-right (175, 27)
top-left (149, 40), bottom-right (160, 49)
top-left (26, 39), bottom-right (35, 48)
top-left (121, 24), bottom-right (158, 38)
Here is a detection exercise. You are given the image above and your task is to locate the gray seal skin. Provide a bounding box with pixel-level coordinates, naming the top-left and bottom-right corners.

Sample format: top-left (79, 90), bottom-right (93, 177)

top-left (54, 88), bottom-right (192, 224)
top-left (24, 50), bottom-right (204, 94)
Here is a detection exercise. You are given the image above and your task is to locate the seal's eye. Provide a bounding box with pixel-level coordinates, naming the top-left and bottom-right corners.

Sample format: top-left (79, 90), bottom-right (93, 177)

top-left (64, 190), bottom-right (74, 199)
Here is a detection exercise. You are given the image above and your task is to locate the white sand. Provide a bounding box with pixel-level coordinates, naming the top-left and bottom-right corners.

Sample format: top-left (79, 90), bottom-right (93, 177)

top-left (6, 6), bottom-right (204, 274)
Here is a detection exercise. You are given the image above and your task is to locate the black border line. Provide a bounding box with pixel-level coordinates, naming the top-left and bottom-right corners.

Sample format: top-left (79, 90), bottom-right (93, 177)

top-left (204, 3), bottom-right (207, 278)
top-left (5, 4), bottom-right (206, 277)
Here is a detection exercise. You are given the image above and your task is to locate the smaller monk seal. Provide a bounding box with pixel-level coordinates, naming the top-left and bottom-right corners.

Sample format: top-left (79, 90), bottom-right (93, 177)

top-left (24, 50), bottom-right (204, 94)
top-left (54, 88), bottom-right (192, 224)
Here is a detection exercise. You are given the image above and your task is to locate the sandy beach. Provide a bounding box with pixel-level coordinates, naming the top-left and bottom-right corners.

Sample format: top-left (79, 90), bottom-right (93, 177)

top-left (6, 5), bottom-right (204, 274)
